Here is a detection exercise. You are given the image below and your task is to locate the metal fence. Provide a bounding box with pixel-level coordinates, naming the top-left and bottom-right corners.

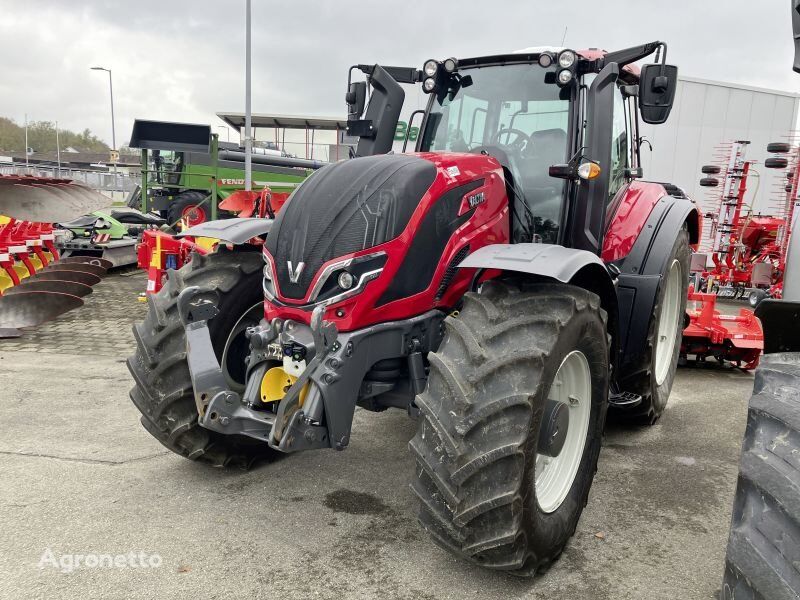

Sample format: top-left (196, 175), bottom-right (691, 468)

top-left (0, 164), bottom-right (141, 194)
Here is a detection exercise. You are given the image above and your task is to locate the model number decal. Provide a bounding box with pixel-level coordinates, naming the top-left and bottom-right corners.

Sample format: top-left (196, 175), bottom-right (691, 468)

top-left (467, 191), bottom-right (485, 208)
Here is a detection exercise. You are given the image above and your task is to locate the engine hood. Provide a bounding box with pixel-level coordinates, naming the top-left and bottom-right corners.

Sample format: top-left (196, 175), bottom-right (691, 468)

top-left (265, 154), bottom-right (437, 299)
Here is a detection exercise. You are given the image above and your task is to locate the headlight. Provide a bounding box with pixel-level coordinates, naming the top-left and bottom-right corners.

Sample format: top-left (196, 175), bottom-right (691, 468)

top-left (558, 50), bottom-right (576, 69)
top-left (306, 251), bottom-right (387, 307)
top-left (538, 53), bottom-right (553, 68)
top-left (338, 271), bottom-right (354, 290)
top-left (423, 59), bottom-right (439, 77)
top-left (443, 57), bottom-right (458, 73)
top-left (422, 77), bottom-right (437, 93)
top-left (557, 69), bottom-right (573, 85)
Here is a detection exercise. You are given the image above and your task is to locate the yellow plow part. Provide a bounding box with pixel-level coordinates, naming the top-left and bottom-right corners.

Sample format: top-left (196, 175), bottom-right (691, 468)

top-left (12, 263), bottom-right (30, 281)
top-left (0, 271), bottom-right (13, 293)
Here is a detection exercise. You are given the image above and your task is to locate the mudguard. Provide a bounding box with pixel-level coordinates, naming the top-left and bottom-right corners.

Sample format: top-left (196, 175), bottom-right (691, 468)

top-left (459, 243), bottom-right (606, 282)
top-left (177, 217), bottom-right (273, 245)
top-left (459, 243), bottom-right (619, 365)
top-left (614, 195), bottom-right (698, 370)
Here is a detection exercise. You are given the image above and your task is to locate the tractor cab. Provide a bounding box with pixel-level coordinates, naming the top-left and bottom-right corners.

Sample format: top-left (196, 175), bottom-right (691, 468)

top-left (150, 149), bottom-right (184, 186)
top-left (348, 44), bottom-right (678, 253)
top-left (418, 56), bottom-right (571, 243)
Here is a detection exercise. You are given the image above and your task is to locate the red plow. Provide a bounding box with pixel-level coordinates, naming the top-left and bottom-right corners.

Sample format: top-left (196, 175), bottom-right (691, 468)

top-left (0, 175), bottom-right (113, 337)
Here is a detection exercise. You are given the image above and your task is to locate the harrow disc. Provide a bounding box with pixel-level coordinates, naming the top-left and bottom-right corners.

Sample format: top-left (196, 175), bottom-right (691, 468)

top-left (0, 291), bottom-right (82, 329)
top-left (45, 262), bottom-right (107, 278)
top-left (6, 279), bottom-right (93, 298)
top-left (57, 256), bottom-right (113, 270)
top-left (27, 269), bottom-right (101, 287)
top-left (0, 176), bottom-right (110, 223)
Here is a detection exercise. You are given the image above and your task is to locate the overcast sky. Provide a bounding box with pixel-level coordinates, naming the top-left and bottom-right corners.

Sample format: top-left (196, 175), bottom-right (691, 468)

top-left (1, 0), bottom-right (797, 147)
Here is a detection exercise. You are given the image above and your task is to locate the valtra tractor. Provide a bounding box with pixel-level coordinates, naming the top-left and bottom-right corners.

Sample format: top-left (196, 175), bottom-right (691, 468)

top-left (128, 42), bottom-right (700, 574)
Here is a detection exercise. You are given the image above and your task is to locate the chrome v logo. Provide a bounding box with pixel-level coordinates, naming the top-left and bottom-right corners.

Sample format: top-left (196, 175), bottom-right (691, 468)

top-left (287, 261), bottom-right (305, 283)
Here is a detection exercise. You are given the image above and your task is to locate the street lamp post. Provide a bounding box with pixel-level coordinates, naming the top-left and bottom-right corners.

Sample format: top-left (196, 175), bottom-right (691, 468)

top-left (55, 120), bottom-right (61, 177)
top-left (24, 113), bottom-right (29, 170)
top-left (244, 0), bottom-right (252, 191)
top-left (91, 66), bottom-right (117, 185)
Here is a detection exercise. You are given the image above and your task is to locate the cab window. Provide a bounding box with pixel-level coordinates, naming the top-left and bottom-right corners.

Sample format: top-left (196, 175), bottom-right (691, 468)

top-left (608, 85), bottom-right (629, 201)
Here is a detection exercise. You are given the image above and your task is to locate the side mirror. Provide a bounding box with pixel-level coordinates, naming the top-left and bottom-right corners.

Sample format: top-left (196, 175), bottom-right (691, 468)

top-left (345, 81), bottom-right (367, 119)
top-left (639, 63), bottom-right (678, 124)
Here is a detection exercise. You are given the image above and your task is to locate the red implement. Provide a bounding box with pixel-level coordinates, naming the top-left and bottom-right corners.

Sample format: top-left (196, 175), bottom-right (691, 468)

top-left (681, 286), bottom-right (763, 369)
top-left (137, 229), bottom-right (207, 294)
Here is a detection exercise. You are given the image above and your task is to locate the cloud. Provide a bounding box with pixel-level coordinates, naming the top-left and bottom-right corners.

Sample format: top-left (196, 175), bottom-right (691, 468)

top-left (1, 0), bottom-right (796, 147)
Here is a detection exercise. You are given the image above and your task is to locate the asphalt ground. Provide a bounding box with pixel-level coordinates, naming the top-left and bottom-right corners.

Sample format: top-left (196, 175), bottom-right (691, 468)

top-left (0, 270), bottom-right (755, 599)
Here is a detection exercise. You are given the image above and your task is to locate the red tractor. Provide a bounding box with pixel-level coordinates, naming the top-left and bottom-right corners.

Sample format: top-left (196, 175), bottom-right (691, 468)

top-left (128, 42), bottom-right (699, 574)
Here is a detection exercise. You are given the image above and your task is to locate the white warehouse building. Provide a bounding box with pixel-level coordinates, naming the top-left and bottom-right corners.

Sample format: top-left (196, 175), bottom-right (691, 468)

top-left (639, 76), bottom-right (799, 213)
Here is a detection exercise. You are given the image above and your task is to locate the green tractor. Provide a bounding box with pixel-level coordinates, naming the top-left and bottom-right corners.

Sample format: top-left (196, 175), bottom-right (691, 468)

top-left (128, 119), bottom-right (325, 228)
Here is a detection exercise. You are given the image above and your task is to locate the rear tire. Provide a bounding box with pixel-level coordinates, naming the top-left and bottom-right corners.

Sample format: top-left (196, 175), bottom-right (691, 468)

top-left (167, 190), bottom-right (210, 229)
top-left (616, 226), bottom-right (690, 424)
top-left (410, 282), bottom-right (609, 575)
top-left (723, 354), bottom-right (800, 599)
top-left (127, 248), bottom-right (277, 468)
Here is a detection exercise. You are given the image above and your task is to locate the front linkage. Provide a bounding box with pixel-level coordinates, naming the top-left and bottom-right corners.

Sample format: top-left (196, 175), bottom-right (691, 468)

top-left (176, 286), bottom-right (444, 453)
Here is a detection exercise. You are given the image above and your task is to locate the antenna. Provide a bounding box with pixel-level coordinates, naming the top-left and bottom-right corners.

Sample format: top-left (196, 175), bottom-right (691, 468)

top-left (560, 27), bottom-right (568, 46)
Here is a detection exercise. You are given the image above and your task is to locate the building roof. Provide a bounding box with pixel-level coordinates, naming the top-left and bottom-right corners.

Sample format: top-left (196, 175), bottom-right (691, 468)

top-left (217, 112), bottom-right (348, 132)
top-left (678, 76), bottom-right (800, 99)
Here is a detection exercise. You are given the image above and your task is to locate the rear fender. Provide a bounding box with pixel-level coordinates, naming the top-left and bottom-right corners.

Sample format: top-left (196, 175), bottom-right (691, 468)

top-left (459, 243), bottom-right (619, 368)
top-left (614, 195), bottom-right (698, 372)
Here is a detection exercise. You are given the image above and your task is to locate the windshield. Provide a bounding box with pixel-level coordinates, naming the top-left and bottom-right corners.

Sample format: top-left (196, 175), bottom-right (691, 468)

top-left (419, 63), bottom-right (570, 243)
top-left (151, 150), bottom-right (184, 185)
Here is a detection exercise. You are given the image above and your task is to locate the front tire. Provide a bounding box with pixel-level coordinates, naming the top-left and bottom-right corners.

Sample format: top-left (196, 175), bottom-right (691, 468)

top-left (127, 248), bottom-right (277, 468)
top-left (410, 282), bottom-right (609, 575)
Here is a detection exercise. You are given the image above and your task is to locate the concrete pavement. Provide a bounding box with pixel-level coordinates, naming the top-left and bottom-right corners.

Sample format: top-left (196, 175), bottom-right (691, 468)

top-left (0, 272), bottom-right (754, 599)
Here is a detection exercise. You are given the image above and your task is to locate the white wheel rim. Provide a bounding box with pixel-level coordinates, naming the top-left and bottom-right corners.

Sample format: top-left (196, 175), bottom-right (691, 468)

top-left (535, 350), bottom-right (592, 514)
top-left (654, 259), bottom-right (682, 386)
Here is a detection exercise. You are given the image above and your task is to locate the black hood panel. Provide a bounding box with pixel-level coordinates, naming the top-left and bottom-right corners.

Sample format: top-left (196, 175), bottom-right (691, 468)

top-left (266, 154), bottom-right (437, 299)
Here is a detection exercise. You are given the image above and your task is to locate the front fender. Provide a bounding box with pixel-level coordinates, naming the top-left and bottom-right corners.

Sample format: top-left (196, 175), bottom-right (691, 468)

top-left (459, 243), bottom-right (606, 282)
top-left (177, 217), bottom-right (273, 245)
top-left (459, 243), bottom-right (619, 370)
